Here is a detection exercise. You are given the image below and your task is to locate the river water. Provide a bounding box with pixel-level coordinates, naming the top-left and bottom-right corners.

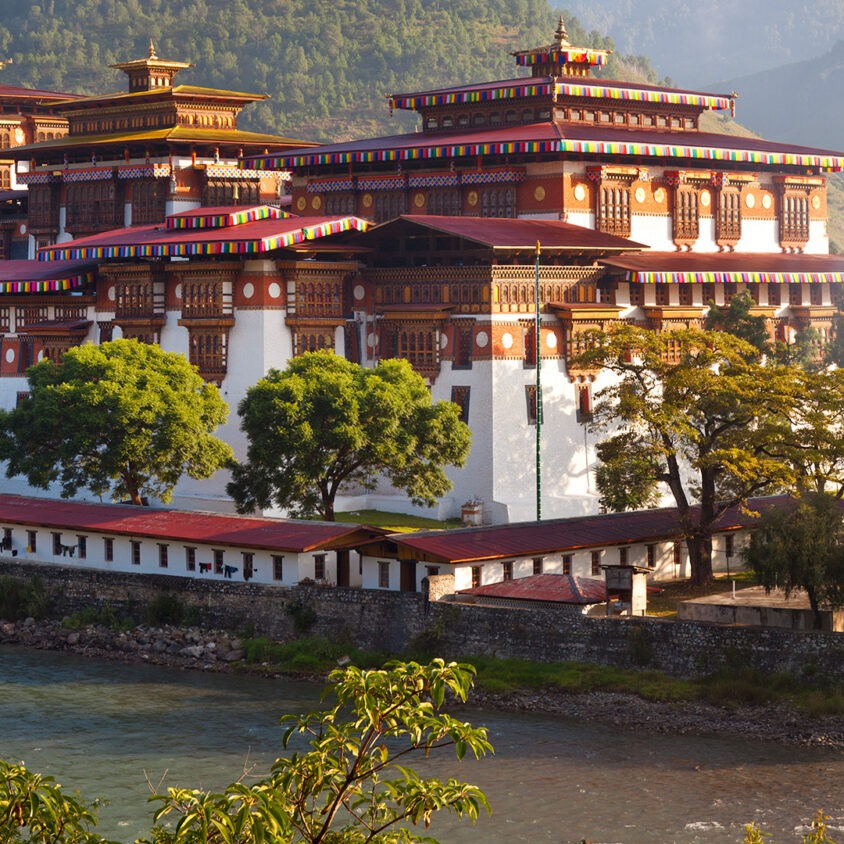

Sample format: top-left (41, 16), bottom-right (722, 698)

top-left (1, 645), bottom-right (842, 844)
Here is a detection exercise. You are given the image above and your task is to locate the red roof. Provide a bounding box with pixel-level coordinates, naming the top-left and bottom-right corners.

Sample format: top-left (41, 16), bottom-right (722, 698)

top-left (602, 252), bottom-right (844, 274)
top-left (376, 215), bottom-right (645, 251)
top-left (249, 120), bottom-right (844, 171)
top-left (0, 259), bottom-right (96, 283)
top-left (364, 496), bottom-right (800, 564)
top-left (0, 495), bottom-right (380, 553)
top-left (0, 83), bottom-right (79, 102)
top-left (37, 214), bottom-right (372, 260)
top-left (388, 74), bottom-right (733, 105)
top-left (459, 573), bottom-right (607, 604)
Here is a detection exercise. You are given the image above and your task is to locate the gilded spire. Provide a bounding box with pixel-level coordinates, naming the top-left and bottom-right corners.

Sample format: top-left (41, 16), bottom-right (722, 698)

top-left (148, 39), bottom-right (158, 60)
top-left (555, 16), bottom-right (570, 48)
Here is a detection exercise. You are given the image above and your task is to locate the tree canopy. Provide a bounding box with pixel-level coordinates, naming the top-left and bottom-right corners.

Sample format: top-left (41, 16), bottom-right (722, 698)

top-left (743, 493), bottom-right (844, 630)
top-left (228, 351), bottom-right (470, 520)
top-left (576, 324), bottom-right (802, 584)
top-left (0, 339), bottom-right (233, 505)
top-left (0, 660), bottom-right (492, 844)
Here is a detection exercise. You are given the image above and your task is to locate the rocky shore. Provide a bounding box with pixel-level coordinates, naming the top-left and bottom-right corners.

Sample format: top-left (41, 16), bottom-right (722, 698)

top-left (3, 617), bottom-right (844, 750)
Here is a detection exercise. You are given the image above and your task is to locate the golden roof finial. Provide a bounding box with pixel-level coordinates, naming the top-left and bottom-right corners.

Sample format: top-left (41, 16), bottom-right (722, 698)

top-left (148, 39), bottom-right (158, 60)
top-left (555, 16), bottom-right (570, 48)
top-left (0, 59), bottom-right (13, 71)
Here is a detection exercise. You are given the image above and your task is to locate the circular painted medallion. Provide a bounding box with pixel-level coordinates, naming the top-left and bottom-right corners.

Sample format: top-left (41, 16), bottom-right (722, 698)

top-left (242, 282), bottom-right (254, 300)
top-left (367, 332), bottom-right (377, 348)
top-left (546, 332), bottom-right (558, 349)
top-left (812, 194), bottom-right (822, 210)
top-left (573, 183), bottom-right (586, 202)
top-left (762, 194), bottom-right (773, 210)
top-left (296, 196), bottom-right (307, 211)
top-left (745, 192), bottom-right (756, 209)
top-left (268, 282), bottom-right (281, 299)
top-left (534, 186), bottom-right (546, 201)
top-left (467, 190), bottom-right (479, 207)
top-left (5, 348), bottom-right (14, 364)
top-left (414, 192), bottom-right (425, 208)
top-left (654, 187), bottom-right (666, 203)
top-left (634, 186), bottom-right (646, 204)
top-left (353, 284), bottom-right (365, 301)
top-left (475, 330), bottom-right (489, 348)
top-left (311, 195), bottom-right (322, 211)
top-left (501, 332), bottom-right (513, 349)
top-left (362, 193), bottom-right (373, 208)
top-left (700, 189), bottom-right (711, 208)
top-left (174, 283), bottom-right (182, 300)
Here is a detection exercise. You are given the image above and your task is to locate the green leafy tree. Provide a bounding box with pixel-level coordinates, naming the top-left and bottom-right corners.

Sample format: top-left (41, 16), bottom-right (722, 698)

top-left (0, 339), bottom-right (233, 505)
top-left (148, 659), bottom-right (492, 844)
top-left (703, 290), bottom-right (771, 359)
top-left (228, 351), bottom-right (470, 520)
top-left (0, 759), bottom-right (116, 844)
top-left (594, 431), bottom-right (662, 512)
top-left (743, 493), bottom-right (844, 630)
top-left (576, 325), bottom-right (800, 584)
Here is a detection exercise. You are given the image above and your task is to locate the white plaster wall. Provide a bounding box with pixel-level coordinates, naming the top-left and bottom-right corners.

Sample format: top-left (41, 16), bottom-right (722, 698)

top-left (0, 520), bottom-right (343, 587)
top-left (734, 218), bottom-right (781, 253)
top-left (807, 219), bottom-right (830, 254)
top-left (629, 213), bottom-right (673, 251)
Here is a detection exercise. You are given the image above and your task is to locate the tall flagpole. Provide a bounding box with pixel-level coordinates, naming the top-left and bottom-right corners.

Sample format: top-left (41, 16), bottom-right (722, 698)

top-left (535, 240), bottom-right (542, 522)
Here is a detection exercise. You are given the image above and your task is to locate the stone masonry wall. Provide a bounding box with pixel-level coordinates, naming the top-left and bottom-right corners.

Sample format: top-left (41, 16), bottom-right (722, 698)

top-left (3, 561), bottom-right (843, 681)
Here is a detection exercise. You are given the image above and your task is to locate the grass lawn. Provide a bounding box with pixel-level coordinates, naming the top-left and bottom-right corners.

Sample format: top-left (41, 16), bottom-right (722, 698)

top-left (334, 509), bottom-right (462, 532)
top-left (647, 570), bottom-right (760, 618)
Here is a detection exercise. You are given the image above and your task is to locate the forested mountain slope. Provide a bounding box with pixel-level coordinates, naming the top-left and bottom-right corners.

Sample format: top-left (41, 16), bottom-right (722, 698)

top-left (0, 0), bottom-right (657, 142)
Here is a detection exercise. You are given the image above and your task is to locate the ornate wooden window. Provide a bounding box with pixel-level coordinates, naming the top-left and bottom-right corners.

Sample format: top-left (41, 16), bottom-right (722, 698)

top-left (0, 306), bottom-right (9, 333)
top-left (629, 283), bottom-right (644, 307)
top-left (810, 285), bottom-right (824, 306)
top-left (182, 276), bottom-right (224, 318)
top-left (426, 189), bottom-right (460, 216)
top-left (66, 181), bottom-right (122, 230)
top-left (576, 384), bottom-right (593, 423)
top-left (296, 279), bottom-right (341, 317)
top-left (204, 180), bottom-right (259, 206)
top-left (294, 329), bottom-right (334, 356)
top-left (453, 323), bottom-right (474, 369)
top-left (780, 193), bottom-right (809, 245)
top-left (789, 284), bottom-right (803, 306)
top-left (28, 185), bottom-right (58, 229)
top-left (663, 333), bottom-right (684, 365)
top-left (325, 193), bottom-right (356, 216)
top-left (716, 188), bottom-right (742, 244)
top-left (655, 285), bottom-right (670, 306)
top-left (524, 385), bottom-right (541, 425)
top-left (596, 183), bottom-right (631, 237)
top-left (188, 329), bottom-right (229, 381)
top-left (373, 191), bottom-right (407, 222)
top-left (678, 285), bottom-right (693, 306)
top-left (479, 187), bottom-right (515, 218)
top-left (673, 186), bottom-right (699, 243)
top-left (768, 284), bottom-right (782, 306)
top-left (16, 306), bottom-right (48, 329)
top-left (450, 386), bottom-right (470, 423)
top-left (132, 179), bottom-right (167, 225)
top-left (114, 276), bottom-right (155, 318)
top-left (397, 326), bottom-right (438, 375)
top-left (523, 323), bottom-right (537, 367)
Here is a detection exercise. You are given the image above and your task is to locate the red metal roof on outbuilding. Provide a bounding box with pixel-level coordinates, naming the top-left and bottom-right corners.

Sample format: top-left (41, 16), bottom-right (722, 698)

top-left (459, 573), bottom-right (607, 604)
top-left (601, 252), bottom-right (844, 274)
top-left (0, 495), bottom-right (381, 553)
top-left (364, 497), bottom-right (797, 565)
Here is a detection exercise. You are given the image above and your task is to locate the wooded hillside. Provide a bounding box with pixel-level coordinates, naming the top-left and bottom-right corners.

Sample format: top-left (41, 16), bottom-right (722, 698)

top-left (0, 0), bottom-right (658, 142)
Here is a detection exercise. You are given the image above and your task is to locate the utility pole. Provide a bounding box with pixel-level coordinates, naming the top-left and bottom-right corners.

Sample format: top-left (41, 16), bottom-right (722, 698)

top-left (535, 240), bottom-right (542, 522)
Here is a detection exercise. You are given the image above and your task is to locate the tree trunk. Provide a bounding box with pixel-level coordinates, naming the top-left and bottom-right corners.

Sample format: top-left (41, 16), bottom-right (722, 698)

top-left (687, 533), bottom-right (714, 586)
top-left (807, 587), bottom-right (824, 630)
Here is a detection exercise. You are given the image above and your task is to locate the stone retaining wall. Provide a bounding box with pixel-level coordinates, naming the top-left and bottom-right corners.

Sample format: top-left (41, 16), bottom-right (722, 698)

top-left (3, 561), bottom-right (843, 681)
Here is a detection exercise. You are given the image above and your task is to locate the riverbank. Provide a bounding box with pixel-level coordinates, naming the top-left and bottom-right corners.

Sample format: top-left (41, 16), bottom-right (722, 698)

top-left (3, 617), bottom-right (844, 750)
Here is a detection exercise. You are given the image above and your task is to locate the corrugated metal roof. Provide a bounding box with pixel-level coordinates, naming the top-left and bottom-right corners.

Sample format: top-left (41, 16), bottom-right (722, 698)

top-left (0, 495), bottom-right (381, 553)
top-left (363, 497), bottom-right (798, 564)
top-left (0, 83), bottom-right (79, 101)
top-left (381, 215), bottom-right (645, 250)
top-left (459, 573), bottom-right (607, 603)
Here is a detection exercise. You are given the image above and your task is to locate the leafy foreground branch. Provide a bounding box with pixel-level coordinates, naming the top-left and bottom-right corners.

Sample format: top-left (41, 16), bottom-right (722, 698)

top-left (1, 660), bottom-right (492, 844)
